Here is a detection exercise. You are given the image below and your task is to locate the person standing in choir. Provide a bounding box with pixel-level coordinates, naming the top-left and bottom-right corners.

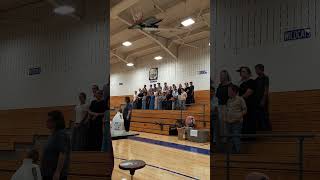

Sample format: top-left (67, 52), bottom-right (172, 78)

top-left (254, 64), bottom-right (272, 131)
top-left (154, 90), bottom-right (159, 110)
top-left (216, 70), bottom-right (232, 139)
top-left (88, 90), bottom-right (107, 150)
top-left (237, 67), bottom-right (256, 136)
top-left (72, 92), bottom-right (89, 151)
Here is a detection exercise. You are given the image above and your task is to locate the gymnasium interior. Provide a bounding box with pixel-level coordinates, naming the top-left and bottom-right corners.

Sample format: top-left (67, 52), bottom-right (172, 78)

top-left (110, 0), bottom-right (210, 179)
top-left (0, 0), bottom-right (320, 180)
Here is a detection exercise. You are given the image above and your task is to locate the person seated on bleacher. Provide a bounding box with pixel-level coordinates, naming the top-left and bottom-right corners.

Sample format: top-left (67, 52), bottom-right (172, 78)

top-left (225, 84), bottom-right (247, 154)
top-left (185, 116), bottom-right (196, 128)
top-left (11, 149), bottom-right (42, 180)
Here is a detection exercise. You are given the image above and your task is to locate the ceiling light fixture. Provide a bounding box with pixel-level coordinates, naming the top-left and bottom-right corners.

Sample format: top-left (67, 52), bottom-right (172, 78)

top-left (181, 18), bottom-right (195, 27)
top-left (54, 5), bottom-right (75, 15)
top-left (154, 56), bottom-right (163, 60)
top-left (126, 63), bottom-right (134, 67)
top-left (122, 41), bottom-right (132, 47)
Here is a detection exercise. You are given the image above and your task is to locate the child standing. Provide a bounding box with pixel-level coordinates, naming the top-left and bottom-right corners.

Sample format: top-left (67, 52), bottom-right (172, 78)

top-left (225, 84), bottom-right (247, 153)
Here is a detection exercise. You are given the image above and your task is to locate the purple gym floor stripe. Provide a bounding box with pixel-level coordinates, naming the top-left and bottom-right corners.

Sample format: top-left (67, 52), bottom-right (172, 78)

top-left (115, 157), bottom-right (200, 180)
top-left (127, 136), bottom-right (210, 155)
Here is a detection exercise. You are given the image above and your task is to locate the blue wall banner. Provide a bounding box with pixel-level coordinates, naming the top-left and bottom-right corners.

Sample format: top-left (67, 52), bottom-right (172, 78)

top-left (284, 28), bottom-right (311, 41)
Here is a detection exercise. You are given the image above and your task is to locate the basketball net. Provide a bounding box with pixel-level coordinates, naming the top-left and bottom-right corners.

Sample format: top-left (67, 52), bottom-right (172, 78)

top-left (131, 8), bottom-right (143, 24)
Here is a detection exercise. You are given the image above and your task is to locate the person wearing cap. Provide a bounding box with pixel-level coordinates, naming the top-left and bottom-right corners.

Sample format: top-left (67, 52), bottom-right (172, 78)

top-left (237, 66), bottom-right (256, 136)
top-left (254, 64), bottom-right (272, 131)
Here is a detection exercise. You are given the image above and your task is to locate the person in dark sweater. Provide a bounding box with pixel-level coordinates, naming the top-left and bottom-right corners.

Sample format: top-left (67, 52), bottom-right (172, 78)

top-left (41, 111), bottom-right (71, 180)
top-left (137, 89), bottom-right (143, 109)
top-left (88, 90), bottom-right (107, 151)
top-left (254, 64), bottom-right (272, 131)
top-left (216, 70), bottom-right (232, 138)
top-left (237, 66), bottom-right (256, 135)
top-left (189, 82), bottom-right (195, 103)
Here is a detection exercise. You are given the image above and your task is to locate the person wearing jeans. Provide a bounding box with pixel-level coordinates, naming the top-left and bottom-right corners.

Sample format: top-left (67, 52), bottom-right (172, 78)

top-left (225, 84), bottom-right (247, 154)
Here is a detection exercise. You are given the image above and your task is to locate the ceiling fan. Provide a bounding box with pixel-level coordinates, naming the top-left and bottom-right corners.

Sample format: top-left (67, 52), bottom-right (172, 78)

top-left (128, 10), bottom-right (189, 34)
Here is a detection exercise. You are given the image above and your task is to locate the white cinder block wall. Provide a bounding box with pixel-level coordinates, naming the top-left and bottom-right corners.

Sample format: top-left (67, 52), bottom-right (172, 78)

top-left (212, 0), bottom-right (320, 92)
top-left (0, 1), bottom-right (109, 109)
top-left (110, 38), bottom-right (210, 96)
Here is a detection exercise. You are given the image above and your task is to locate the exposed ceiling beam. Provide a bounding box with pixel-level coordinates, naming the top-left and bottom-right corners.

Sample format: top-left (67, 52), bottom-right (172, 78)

top-left (117, 16), bottom-right (178, 60)
top-left (110, 52), bottom-right (129, 64)
top-left (126, 44), bottom-right (160, 59)
top-left (110, 0), bottom-right (184, 37)
top-left (110, 0), bottom-right (140, 19)
top-left (111, 35), bottom-right (145, 50)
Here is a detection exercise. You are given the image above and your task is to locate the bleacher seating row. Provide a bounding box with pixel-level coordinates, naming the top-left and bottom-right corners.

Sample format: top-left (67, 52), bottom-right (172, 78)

top-left (0, 106), bottom-right (74, 151)
top-left (0, 152), bottom-right (113, 180)
top-left (212, 90), bottom-right (320, 180)
top-left (110, 90), bottom-right (211, 135)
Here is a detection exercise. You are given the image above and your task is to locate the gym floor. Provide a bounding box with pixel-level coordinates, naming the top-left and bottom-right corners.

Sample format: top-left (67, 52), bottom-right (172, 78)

top-left (112, 132), bottom-right (210, 180)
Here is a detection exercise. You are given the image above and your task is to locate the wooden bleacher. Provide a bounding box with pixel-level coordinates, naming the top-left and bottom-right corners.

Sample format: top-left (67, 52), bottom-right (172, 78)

top-left (0, 106), bottom-right (114, 179)
top-left (212, 90), bottom-right (320, 180)
top-left (0, 105), bottom-right (75, 149)
top-left (110, 90), bottom-right (210, 135)
top-left (0, 152), bottom-right (113, 180)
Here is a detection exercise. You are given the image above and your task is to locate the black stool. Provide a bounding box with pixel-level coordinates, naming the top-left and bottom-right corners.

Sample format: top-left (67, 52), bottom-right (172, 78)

top-left (119, 160), bottom-right (146, 180)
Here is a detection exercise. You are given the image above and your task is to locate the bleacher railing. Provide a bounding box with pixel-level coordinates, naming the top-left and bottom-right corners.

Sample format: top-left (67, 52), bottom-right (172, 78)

top-left (218, 133), bottom-right (316, 180)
